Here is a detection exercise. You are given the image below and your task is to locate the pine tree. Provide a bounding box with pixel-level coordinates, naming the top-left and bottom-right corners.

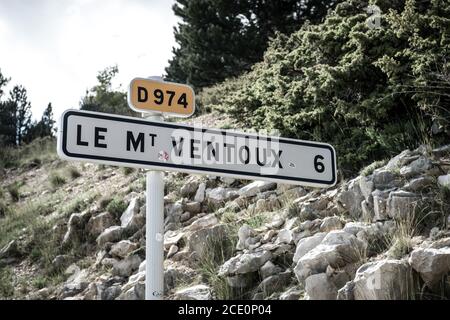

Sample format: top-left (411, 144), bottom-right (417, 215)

top-left (9, 85), bottom-right (32, 146)
top-left (165, 0), bottom-right (341, 89)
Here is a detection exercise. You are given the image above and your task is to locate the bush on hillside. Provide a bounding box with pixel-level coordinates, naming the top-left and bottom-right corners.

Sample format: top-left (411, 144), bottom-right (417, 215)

top-left (203, 0), bottom-right (450, 175)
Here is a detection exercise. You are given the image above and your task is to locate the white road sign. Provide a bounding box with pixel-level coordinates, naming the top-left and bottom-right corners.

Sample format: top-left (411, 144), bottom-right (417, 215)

top-left (57, 109), bottom-right (337, 187)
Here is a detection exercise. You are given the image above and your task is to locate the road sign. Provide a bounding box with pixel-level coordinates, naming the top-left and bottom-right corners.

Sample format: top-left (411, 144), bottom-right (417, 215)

top-left (57, 109), bottom-right (337, 187)
top-left (128, 77), bottom-right (195, 117)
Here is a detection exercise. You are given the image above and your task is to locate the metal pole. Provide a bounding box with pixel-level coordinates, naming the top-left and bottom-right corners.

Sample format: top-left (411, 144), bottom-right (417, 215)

top-left (145, 76), bottom-right (165, 300)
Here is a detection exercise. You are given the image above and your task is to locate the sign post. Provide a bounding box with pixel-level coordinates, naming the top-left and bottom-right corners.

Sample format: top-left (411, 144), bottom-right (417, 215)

top-left (143, 77), bottom-right (166, 300)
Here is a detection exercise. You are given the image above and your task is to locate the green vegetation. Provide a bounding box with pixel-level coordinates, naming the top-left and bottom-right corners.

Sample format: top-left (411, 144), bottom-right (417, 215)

top-left (204, 0), bottom-right (450, 175)
top-left (63, 192), bottom-right (99, 216)
top-left (106, 197), bottom-right (127, 218)
top-left (360, 159), bottom-right (388, 177)
top-left (49, 172), bottom-right (66, 188)
top-left (66, 166), bottom-right (81, 179)
top-left (0, 136), bottom-right (57, 170)
top-left (166, 0), bottom-right (340, 89)
top-left (0, 267), bottom-right (15, 297)
top-left (7, 182), bottom-right (21, 202)
top-left (196, 226), bottom-right (238, 300)
top-left (121, 166), bottom-right (135, 176)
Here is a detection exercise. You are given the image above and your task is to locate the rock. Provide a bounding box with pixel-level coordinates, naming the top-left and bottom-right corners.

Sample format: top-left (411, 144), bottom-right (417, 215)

top-left (294, 231), bottom-right (364, 282)
top-left (207, 187), bottom-right (238, 204)
top-left (293, 232), bottom-right (327, 263)
top-left (236, 224), bottom-right (256, 250)
top-left (387, 191), bottom-right (421, 220)
top-left (432, 144), bottom-right (450, 157)
top-left (226, 273), bottom-right (257, 289)
top-left (400, 156), bottom-right (432, 178)
top-left (384, 149), bottom-right (414, 172)
top-left (372, 169), bottom-right (399, 189)
top-left (120, 197), bottom-right (140, 230)
top-left (260, 261), bottom-right (282, 279)
top-left (164, 265), bottom-right (197, 294)
top-left (165, 201), bottom-right (184, 224)
top-left (261, 230), bottom-right (276, 243)
top-left (188, 214), bottom-right (218, 232)
top-left (167, 245), bottom-right (178, 259)
top-left (372, 189), bottom-right (391, 221)
top-left (219, 251), bottom-right (272, 276)
top-left (112, 254), bottom-right (142, 277)
top-left (110, 240), bottom-right (138, 259)
top-left (337, 177), bottom-right (364, 219)
top-left (359, 176), bottom-right (374, 202)
top-left (305, 273), bottom-right (340, 300)
top-left (61, 268), bottom-right (89, 298)
top-left (409, 247), bottom-right (450, 290)
top-left (183, 201), bottom-right (201, 214)
top-left (404, 176), bottom-right (434, 192)
top-left (62, 211), bottom-right (90, 245)
top-left (437, 174), bottom-right (450, 188)
top-left (257, 271), bottom-right (291, 297)
top-left (101, 285), bottom-right (122, 300)
top-left (194, 182), bottom-right (206, 202)
top-left (276, 229), bottom-right (293, 244)
top-left (51, 255), bottom-right (71, 270)
top-left (238, 181), bottom-right (276, 198)
top-left (361, 200), bottom-right (374, 221)
top-left (0, 240), bottom-right (20, 263)
top-left (352, 259), bottom-right (413, 300)
top-left (320, 216), bottom-right (342, 232)
top-left (267, 214), bottom-right (285, 229)
top-left (336, 281), bottom-right (355, 300)
top-left (188, 224), bottom-right (227, 259)
top-left (164, 230), bottom-right (185, 250)
top-left (181, 179), bottom-right (199, 198)
top-left (173, 284), bottom-right (211, 300)
top-left (96, 226), bottom-right (124, 247)
top-left (87, 212), bottom-right (115, 237)
top-left (280, 287), bottom-right (303, 300)
top-left (343, 222), bottom-right (368, 236)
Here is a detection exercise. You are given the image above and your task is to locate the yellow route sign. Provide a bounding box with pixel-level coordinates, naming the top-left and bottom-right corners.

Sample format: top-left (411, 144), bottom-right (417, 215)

top-left (128, 78), bottom-right (195, 117)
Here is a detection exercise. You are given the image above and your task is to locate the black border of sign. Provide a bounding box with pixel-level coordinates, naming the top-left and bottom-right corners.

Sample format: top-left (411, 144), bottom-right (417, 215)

top-left (61, 110), bottom-right (336, 185)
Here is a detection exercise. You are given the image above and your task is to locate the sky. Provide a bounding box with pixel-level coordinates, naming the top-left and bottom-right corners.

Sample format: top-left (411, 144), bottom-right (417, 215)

top-left (0, 0), bottom-right (178, 123)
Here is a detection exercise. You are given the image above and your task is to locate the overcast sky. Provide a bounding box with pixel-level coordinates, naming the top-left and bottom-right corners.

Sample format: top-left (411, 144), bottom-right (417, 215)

top-left (0, 0), bottom-right (178, 122)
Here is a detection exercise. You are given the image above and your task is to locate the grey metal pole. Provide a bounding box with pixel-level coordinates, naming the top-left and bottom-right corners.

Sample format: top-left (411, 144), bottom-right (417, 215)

top-left (144, 76), bottom-right (165, 300)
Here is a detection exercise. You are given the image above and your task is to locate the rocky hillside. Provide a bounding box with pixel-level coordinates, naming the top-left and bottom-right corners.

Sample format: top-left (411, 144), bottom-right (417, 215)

top-left (0, 136), bottom-right (449, 300)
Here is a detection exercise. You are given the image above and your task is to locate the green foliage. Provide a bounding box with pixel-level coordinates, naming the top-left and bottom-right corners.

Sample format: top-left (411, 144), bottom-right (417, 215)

top-left (360, 159), bottom-right (388, 176)
top-left (98, 196), bottom-right (113, 210)
top-left (24, 103), bottom-right (56, 144)
top-left (63, 193), bottom-right (98, 216)
top-left (0, 267), bottom-right (14, 298)
top-left (66, 166), bottom-right (81, 179)
top-left (196, 226), bottom-right (238, 300)
top-left (49, 172), bottom-right (66, 188)
top-left (166, 0), bottom-right (340, 89)
top-left (106, 198), bottom-right (127, 218)
top-left (7, 182), bottom-right (21, 202)
top-left (205, 0), bottom-right (450, 175)
top-left (0, 200), bottom-right (11, 217)
top-left (0, 136), bottom-right (57, 170)
top-left (121, 166), bottom-right (135, 176)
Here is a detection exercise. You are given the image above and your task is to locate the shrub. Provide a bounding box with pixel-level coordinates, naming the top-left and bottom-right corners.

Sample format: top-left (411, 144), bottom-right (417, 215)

top-left (122, 167), bottom-right (135, 175)
top-left (106, 198), bottom-right (127, 218)
top-left (66, 166), bottom-right (81, 179)
top-left (0, 200), bottom-right (11, 217)
top-left (7, 183), bottom-right (20, 202)
top-left (49, 172), bottom-right (66, 188)
top-left (98, 196), bottom-right (113, 210)
top-left (205, 0), bottom-right (450, 175)
top-left (0, 267), bottom-right (14, 298)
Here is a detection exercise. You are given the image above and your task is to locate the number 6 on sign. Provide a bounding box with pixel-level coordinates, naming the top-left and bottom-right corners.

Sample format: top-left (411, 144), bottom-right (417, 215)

top-left (128, 78), bottom-right (195, 117)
